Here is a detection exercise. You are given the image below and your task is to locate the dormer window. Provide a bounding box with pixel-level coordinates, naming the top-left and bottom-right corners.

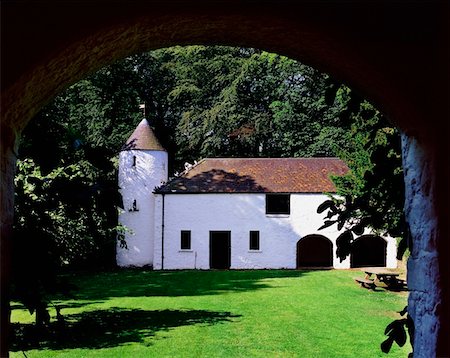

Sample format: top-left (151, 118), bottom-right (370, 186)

top-left (266, 194), bottom-right (290, 215)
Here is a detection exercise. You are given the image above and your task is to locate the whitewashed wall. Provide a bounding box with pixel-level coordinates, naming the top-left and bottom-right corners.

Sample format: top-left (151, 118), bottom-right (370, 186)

top-left (117, 149), bottom-right (167, 267)
top-left (153, 193), bottom-right (397, 270)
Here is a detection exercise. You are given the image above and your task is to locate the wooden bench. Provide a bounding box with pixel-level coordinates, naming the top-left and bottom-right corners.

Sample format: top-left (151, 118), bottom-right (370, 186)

top-left (363, 269), bottom-right (404, 290)
top-left (354, 277), bottom-right (376, 290)
top-left (377, 276), bottom-right (407, 290)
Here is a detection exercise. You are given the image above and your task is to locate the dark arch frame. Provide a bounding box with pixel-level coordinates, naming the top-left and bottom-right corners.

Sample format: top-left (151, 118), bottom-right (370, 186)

top-left (350, 235), bottom-right (387, 268)
top-left (1, 2), bottom-right (448, 356)
top-left (297, 234), bottom-right (333, 268)
top-left (3, 2), bottom-right (446, 134)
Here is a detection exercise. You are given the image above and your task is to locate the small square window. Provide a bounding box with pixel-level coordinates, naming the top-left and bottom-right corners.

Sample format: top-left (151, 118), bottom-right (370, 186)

top-left (129, 199), bottom-right (139, 212)
top-left (249, 231), bottom-right (260, 250)
top-left (266, 194), bottom-right (290, 214)
top-left (181, 231), bottom-right (191, 250)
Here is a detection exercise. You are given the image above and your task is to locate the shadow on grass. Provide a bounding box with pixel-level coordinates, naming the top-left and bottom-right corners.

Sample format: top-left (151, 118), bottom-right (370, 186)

top-left (11, 307), bottom-right (240, 351)
top-left (51, 301), bottom-right (107, 309)
top-left (70, 269), bottom-right (308, 300)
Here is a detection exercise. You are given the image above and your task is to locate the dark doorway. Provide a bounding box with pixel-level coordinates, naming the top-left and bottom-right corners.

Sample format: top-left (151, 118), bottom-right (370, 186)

top-left (350, 235), bottom-right (387, 268)
top-left (210, 231), bottom-right (231, 269)
top-left (297, 234), bottom-right (333, 268)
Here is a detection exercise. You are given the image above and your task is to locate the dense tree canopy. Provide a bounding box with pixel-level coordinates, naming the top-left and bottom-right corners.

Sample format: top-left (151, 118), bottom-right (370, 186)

top-left (317, 99), bottom-right (405, 261)
top-left (20, 46), bottom-right (356, 171)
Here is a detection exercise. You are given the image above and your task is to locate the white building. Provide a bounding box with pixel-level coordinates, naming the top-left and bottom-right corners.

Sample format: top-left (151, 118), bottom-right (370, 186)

top-left (117, 119), bottom-right (397, 270)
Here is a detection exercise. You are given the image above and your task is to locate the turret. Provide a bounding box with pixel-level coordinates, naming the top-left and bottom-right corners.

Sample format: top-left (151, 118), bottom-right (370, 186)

top-left (116, 118), bottom-right (168, 267)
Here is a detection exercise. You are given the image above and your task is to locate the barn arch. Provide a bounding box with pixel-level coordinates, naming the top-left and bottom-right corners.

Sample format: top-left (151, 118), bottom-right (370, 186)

top-left (350, 235), bottom-right (387, 268)
top-left (1, 2), bottom-right (448, 356)
top-left (297, 235), bottom-right (333, 268)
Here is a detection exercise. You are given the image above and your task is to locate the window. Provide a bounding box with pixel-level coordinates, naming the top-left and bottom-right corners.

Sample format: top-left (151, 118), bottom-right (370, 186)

top-left (249, 231), bottom-right (260, 250)
top-left (181, 231), bottom-right (191, 250)
top-left (129, 199), bottom-right (139, 212)
top-left (266, 194), bottom-right (290, 214)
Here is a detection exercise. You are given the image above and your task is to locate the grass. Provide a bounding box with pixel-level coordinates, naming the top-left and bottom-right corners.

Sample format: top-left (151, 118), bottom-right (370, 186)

top-left (10, 269), bottom-right (409, 357)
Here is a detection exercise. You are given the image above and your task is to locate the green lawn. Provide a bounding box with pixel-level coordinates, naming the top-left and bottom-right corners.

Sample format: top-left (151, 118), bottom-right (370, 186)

top-left (10, 269), bottom-right (409, 357)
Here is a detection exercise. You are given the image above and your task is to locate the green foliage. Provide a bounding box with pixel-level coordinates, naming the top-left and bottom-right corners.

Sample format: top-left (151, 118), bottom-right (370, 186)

top-left (315, 89), bottom-right (410, 354)
top-left (14, 159), bottom-right (119, 267)
top-left (317, 90), bottom-right (405, 262)
top-left (381, 306), bottom-right (414, 356)
top-left (14, 100), bottom-right (124, 321)
top-left (172, 47), bottom-right (349, 162)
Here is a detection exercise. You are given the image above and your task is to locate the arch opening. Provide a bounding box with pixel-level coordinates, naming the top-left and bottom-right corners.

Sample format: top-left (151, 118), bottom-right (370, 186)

top-left (350, 235), bottom-right (387, 268)
top-left (297, 234), bottom-right (333, 268)
top-left (13, 44), bottom-right (402, 273)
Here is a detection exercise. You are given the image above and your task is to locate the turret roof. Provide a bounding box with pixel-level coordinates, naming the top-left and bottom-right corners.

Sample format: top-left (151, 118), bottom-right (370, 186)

top-left (122, 119), bottom-right (165, 151)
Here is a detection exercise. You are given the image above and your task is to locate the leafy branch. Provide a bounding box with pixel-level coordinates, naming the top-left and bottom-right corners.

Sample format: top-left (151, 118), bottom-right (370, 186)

top-left (381, 306), bottom-right (414, 356)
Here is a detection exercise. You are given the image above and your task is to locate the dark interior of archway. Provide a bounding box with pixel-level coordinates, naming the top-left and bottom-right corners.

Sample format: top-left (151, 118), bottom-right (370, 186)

top-left (297, 235), bottom-right (333, 268)
top-left (350, 235), bottom-right (386, 268)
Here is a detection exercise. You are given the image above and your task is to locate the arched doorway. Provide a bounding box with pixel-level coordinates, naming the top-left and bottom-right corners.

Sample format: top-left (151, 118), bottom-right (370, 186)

top-left (350, 235), bottom-right (387, 268)
top-left (297, 235), bottom-right (333, 268)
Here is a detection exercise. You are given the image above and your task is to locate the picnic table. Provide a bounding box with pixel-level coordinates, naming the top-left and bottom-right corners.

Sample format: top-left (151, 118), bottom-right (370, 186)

top-left (354, 267), bottom-right (405, 290)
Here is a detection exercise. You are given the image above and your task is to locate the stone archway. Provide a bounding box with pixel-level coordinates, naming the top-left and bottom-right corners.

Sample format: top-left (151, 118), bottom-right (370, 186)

top-left (350, 235), bottom-right (387, 268)
top-left (1, 2), bottom-right (448, 356)
top-left (297, 235), bottom-right (333, 268)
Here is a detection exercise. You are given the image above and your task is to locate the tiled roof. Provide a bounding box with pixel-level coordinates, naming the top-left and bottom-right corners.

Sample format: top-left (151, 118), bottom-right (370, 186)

top-left (122, 119), bottom-right (165, 151)
top-left (156, 158), bottom-right (348, 194)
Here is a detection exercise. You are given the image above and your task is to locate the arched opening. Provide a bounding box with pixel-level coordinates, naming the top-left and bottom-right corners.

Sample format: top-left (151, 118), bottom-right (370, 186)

top-left (297, 235), bottom-right (333, 268)
top-left (350, 235), bottom-right (387, 268)
top-left (1, 2), bottom-right (448, 357)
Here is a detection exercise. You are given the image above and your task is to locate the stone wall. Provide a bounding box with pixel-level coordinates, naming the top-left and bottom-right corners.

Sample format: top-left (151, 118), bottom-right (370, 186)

top-left (401, 134), bottom-right (448, 357)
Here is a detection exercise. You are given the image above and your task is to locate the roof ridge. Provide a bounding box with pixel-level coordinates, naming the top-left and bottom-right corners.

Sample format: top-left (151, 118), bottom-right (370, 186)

top-left (202, 157), bottom-right (342, 160)
top-left (179, 158), bottom-right (205, 177)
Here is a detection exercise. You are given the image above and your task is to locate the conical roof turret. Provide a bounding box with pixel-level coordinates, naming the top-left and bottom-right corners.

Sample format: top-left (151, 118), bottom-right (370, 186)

top-left (122, 119), bottom-right (165, 151)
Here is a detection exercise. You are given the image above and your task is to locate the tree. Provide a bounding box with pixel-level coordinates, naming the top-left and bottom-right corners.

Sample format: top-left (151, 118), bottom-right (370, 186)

top-left (317, 89), bottom-right (405, 261)
top-left (14, 107), bottom-right (124, 324)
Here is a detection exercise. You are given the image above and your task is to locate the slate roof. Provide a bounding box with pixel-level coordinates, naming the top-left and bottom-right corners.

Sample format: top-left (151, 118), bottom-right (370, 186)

top-left (122, 119), bottom-right (165, 151)
top-left (156, 158), bottom-right (348, 194)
